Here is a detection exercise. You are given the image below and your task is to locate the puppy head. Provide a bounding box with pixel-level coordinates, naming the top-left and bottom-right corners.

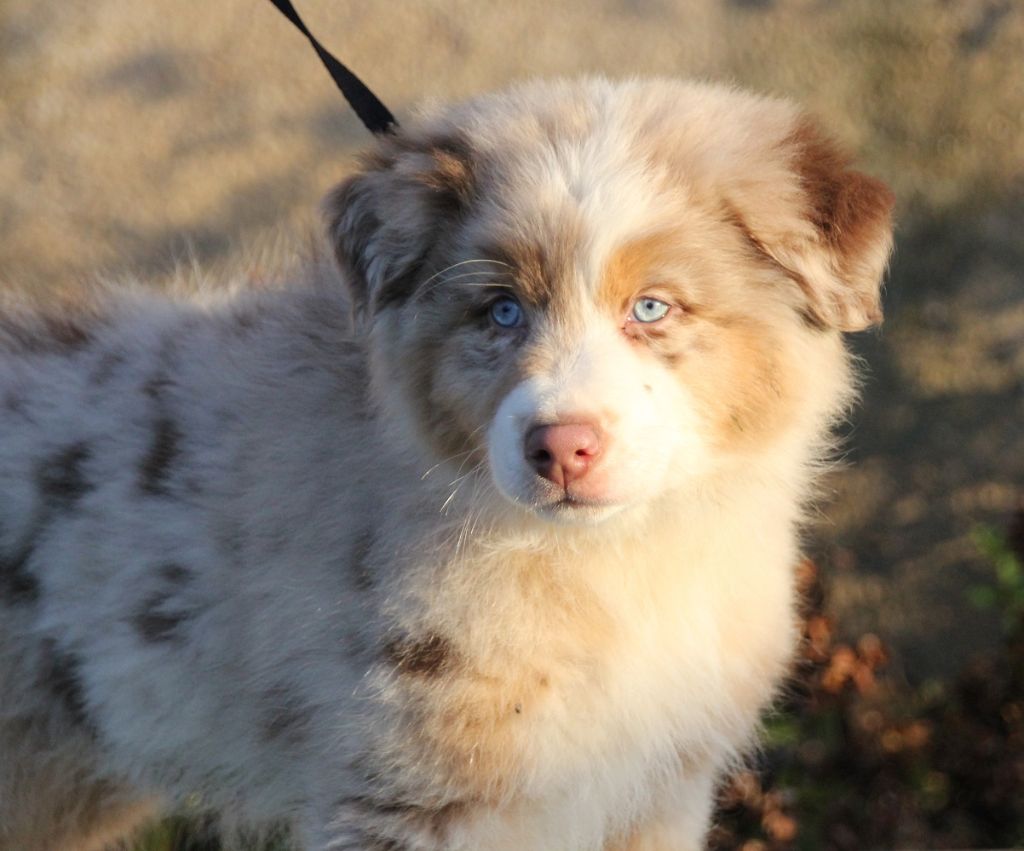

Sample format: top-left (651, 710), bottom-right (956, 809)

top-left (324, 79), bottom-right (894, 523)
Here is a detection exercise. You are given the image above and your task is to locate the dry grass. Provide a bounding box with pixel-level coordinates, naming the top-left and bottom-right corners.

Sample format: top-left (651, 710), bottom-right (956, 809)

top-left (2, 0), bottom-right (1021, 291)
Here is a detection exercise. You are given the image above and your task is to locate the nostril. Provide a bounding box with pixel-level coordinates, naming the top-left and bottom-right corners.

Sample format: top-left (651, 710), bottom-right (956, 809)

top-left (525, 428), bottom-right (555, 469)
top-left (524, 421), bottom-right (603, 487)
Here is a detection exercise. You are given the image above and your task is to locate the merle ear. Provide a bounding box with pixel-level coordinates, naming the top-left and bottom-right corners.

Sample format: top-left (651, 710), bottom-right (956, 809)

top-left (323, 135), bottom-right (475, 321)
top-left (732, 118), bottom-right (895, 331)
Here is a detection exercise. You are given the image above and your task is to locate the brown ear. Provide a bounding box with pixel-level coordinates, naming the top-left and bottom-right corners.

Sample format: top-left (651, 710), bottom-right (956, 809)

top-left (733, 118), bottom-right (895, 331)
top-left (323, 134), bottom-right (475, 320)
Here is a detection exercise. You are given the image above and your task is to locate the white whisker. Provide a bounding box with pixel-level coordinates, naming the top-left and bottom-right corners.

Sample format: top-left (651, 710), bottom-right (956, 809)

top-left (421, 448), bottom-right (475, 480)
top-left (439, 486), bottom-right (461, 515)
top-left (417, 274), bottom-right (513, 301)
top-left (417, 259), bottom-right (513, 292)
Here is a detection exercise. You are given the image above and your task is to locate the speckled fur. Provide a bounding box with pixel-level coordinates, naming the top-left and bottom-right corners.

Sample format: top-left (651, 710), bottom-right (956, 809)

top-left (0, 78), bottom-right (892, 850)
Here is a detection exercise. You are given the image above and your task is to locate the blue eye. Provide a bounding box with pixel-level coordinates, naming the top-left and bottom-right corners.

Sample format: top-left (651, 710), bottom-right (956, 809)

top-left (631, 297), bottom-right (671, 323)
top-left (489, 296), bottom-right (524, 329)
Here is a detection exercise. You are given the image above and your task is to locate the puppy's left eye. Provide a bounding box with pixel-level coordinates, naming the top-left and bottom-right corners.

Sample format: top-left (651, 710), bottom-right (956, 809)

top-left (631, 297), bottom-right (671, 323)
top-left (490, 296), bottom-right (525, 329)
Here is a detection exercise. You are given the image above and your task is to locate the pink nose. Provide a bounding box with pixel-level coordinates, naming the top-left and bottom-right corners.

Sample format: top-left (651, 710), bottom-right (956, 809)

top-left (524, 423), bottom-right (602, 488)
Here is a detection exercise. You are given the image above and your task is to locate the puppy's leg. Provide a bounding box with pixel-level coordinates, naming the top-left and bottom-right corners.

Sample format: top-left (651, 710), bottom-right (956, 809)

top-left (609, 770), bottom-right (717, 851)
top-left (0, 719), bottom-right (156, 851)
top-left (1, 614), bottom-right (157, 851)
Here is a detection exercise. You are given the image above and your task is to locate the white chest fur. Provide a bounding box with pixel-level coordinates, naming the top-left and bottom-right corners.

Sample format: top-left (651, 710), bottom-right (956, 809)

top-left (360, 490), bottom-right (800, 846)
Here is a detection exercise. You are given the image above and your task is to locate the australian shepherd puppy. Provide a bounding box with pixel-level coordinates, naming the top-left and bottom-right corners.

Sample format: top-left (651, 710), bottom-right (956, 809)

top-left (0, 78), bottom-right (893, 851)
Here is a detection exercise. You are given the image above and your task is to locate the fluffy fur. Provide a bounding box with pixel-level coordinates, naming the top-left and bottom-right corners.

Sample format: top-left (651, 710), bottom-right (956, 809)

top-left (0, 78), bottom-right (893, 850)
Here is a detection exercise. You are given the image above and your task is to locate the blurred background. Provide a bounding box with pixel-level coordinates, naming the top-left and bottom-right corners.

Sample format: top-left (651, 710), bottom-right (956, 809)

top-left (1, 0), bottom-right (1021, 848)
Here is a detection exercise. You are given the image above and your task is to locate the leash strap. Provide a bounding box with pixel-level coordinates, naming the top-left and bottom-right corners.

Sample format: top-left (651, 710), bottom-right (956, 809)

top-left (266, 0), bottom-right (398, 136)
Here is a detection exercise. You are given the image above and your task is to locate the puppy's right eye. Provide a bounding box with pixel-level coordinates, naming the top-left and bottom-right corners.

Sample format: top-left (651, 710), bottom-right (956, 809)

top-left (489, 296), bottom-right (525, 329)
top-left (631, 297), bottom-right (671, 323)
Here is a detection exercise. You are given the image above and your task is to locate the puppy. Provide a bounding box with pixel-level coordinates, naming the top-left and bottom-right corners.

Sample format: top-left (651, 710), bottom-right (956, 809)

top-left (0, 78), bottom-right (893, 851)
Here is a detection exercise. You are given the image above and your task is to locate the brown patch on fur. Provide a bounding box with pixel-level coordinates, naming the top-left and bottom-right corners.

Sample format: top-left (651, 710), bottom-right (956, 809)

top-left (2, 389), bottom-right (27, 416)
top-left (786, 118), bottom-right (894, 328)
top-left (482, 239), bottom-right (556, 308)
top-left (0, 307), bottom-right (98, 355)
top-left (360, 132), bottom-right (476, 202)
top-left (142, 373), bottom-right (174, 400)
top-left (261, 686), bottom-right (314, 745)
top-left (595, 233), bottom-right (708, 369)
top-left (681, 320), bottom-right (793, 450)
top-left (344, 796), bottom-right (465, 844)
top-left (348, 528), bottom-right (377, 591)
top-left (385, 633), bottom-right (456, 678)
top-left (0, 542), bottom-right (40, 604)
top-left (42, 315), bottom-right (93, 348)
top-left (132, 590), bottom-right (192, 643)
top-left (38, 442), bottom-right (94, 509)
top-left (158, 562), bottom-right (191, 585)
top-left (90, 349), bottom-right (127, 385)
top-left (417, 136), bottom-right (476, 207)
top-left (480, 213), bottom-right (583, 309)
top-left (597, 232), bottom-right (703, 320)
top-left (138, 417), bottom-right (182, 496)
top-left (798, 305), bottom-right (829, 331)
top-left (598, 233), bottom-right (674, 315)
top-left (366, 839), bottom-right (406, 851)
top-left (132, 566), bottom-right (194, 644)
top-left (39, 640), bottom-right (93, 729)
top-left (788, 119), bottom-right (894, 256)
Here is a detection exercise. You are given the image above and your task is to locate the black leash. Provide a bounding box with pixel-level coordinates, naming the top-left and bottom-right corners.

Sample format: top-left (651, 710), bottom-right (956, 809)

top-left (266, 0), bottom-right (398, 136)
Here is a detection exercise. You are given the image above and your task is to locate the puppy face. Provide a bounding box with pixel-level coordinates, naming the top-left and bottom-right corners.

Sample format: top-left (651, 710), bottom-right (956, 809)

top-left (326, 79), bottom-right (894, 523)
